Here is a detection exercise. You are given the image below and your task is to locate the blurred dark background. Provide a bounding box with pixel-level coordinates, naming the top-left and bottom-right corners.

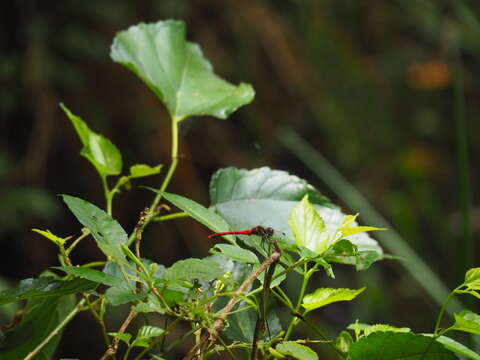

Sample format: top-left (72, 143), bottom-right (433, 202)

top-left (1, 0), bottom-right (479, 358)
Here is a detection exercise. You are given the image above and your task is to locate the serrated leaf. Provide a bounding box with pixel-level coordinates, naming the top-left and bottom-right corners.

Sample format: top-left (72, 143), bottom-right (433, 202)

top-left (129, 164), bottom-right (162, 178)
top-left (452, 309), bottom-right (480, 334)
top-left (275, 342), bottom-right (318, 360)
top-left (302, 287), bottom-right (365, 312)
top-left (60, 103), bottom-right (122, 176)
top-left (349, 332), bottom-right (457, 360)
top-left (105, 283), bottom-right (146, 306)
top-left (132, 326), bottom-right (164, 348)
top-left (464, 268), bottom-right (480, 290)
top-left (363, 324), bottom-right (411, 337)
top-left (210, 244), bottom-right (259, 264)
top-left (0, 296), bottom-right (75, 360)
top-left (110, 20), bottom-right (254, 121)
top-left (423, 334), bottom-right (480, 360)
top-left (289, 195), bottom-right (329, 254)
top-left (53, 266), bottom-right (123, 287)
top-left (209, 167), bottom-right (382, 267)
top-left (158, 191), bottom-right (234, 243)
top-left (62, 195), bottom-right (128, 263)
top-left (0, 277), bottom-right (97, 305)
top-left (164, 258), bottom-right (224, 283)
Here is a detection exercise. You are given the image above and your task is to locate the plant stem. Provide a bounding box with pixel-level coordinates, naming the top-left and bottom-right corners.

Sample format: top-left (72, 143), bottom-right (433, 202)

top-left (433, 287), bottom-right (459, 337)
top-left (100, 307), bottom-right (137, 360)
top-left (101, 175), bottom-right (113, 215)
top-left (24, 299), bottom-right (86, 360)
top-left (153, 212), bottom-right (188, 222)
top-left (284, 262), bottom-right (316, 341)
top-left (128, 119), bottom-right (179, 246)
top-left (66, 229), bottom-right (91, 257)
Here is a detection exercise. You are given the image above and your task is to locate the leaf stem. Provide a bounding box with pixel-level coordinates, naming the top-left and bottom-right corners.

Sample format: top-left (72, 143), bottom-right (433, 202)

top-left (284, 262), bottom-right (316, 341)
top-left (127, 119), bottom-right (179, 246)
top-left (24, 299), bottom-right (86, 360)
top-left (433, 286), bottom-right (461, 337)
top-left (153, 212), bottom-right (189, 222)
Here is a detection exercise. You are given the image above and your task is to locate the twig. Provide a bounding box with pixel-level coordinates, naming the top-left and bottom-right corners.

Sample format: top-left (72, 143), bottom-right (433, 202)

top-left (99, 307), bottom-right (136, 360)
top-left (182, 249), bottom-right (282, 360)
top-left (24, 299), bottom-right (85, 360)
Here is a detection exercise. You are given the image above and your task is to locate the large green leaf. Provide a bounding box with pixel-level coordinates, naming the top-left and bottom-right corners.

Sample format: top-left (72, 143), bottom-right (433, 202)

top-left (452, 309), bottom-right (480, 334)
top-left (302, 287), bottom-right (365, 312)
top-left (424, 334), bottom-right (480, 360)
top-left (209, 167), bottom-right (383, 266)
top-left (164, 258), bottom-right (224, 283)
top-left (110, 20), bottom-right (254, 121)
top-left (349, 332), bottom-right (457, 360)
top-left (60, 103), bottom-right (122, 177)
top-left (0, 296), bottom-right (75, 360)
top-left (0, 276), bottom-right (96, 305)
top-left (275, 342), bottom-right (318, 360)
top-left (158, 191), bottom-right (234, 243)
top-left (62, 195), bottom-right (128, 263)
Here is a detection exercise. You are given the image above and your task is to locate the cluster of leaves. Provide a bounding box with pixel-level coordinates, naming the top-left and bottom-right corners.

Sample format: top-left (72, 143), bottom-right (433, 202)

top-left (0, 19), bottom-right (479, 360)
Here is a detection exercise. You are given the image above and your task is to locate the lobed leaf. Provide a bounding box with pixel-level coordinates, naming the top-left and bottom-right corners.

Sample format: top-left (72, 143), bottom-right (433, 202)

top-left (464, 267), bottom-right (480, 290)
top-left (110, 20), bottom-right (254, 121)
top-left (209, 167), bottom-right (383, 268)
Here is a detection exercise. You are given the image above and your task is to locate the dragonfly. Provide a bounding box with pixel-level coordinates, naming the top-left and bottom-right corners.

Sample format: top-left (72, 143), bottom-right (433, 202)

top-left (209, 226), bottom-right (283, 359)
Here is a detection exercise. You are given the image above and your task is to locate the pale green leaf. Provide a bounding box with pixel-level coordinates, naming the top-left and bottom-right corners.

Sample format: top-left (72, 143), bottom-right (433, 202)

top-left (302, 287), bottom-right (365, 312)
top-left (110, 20), bottom-right (254, 121)
top-left (211, 244), bottom-right (259, 264)
top-left (464, 267), bottom-right (480, 290)
top-left (60, 103), bottom-right (122, 176)
top-left (132, 326), bottom-right (165, 348)
top-left (275, 342), bottom-right (318, 360)
top-left (129, 164), bottom-right (162, 178)
top-left (32, 228), bottom-right (70, 246)
top-left (108, 332), bottom-right (131, 345)
top-left (452, 309), bottom-right (480, 334)
top-left (363, 324), bottom-right (411, 337)
top-left (289, 195), bottom-right (329, 254)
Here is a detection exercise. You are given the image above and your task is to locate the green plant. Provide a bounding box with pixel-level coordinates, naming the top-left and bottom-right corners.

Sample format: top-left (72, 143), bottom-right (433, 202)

top-left (0, 19), bottom-right (478, 360)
